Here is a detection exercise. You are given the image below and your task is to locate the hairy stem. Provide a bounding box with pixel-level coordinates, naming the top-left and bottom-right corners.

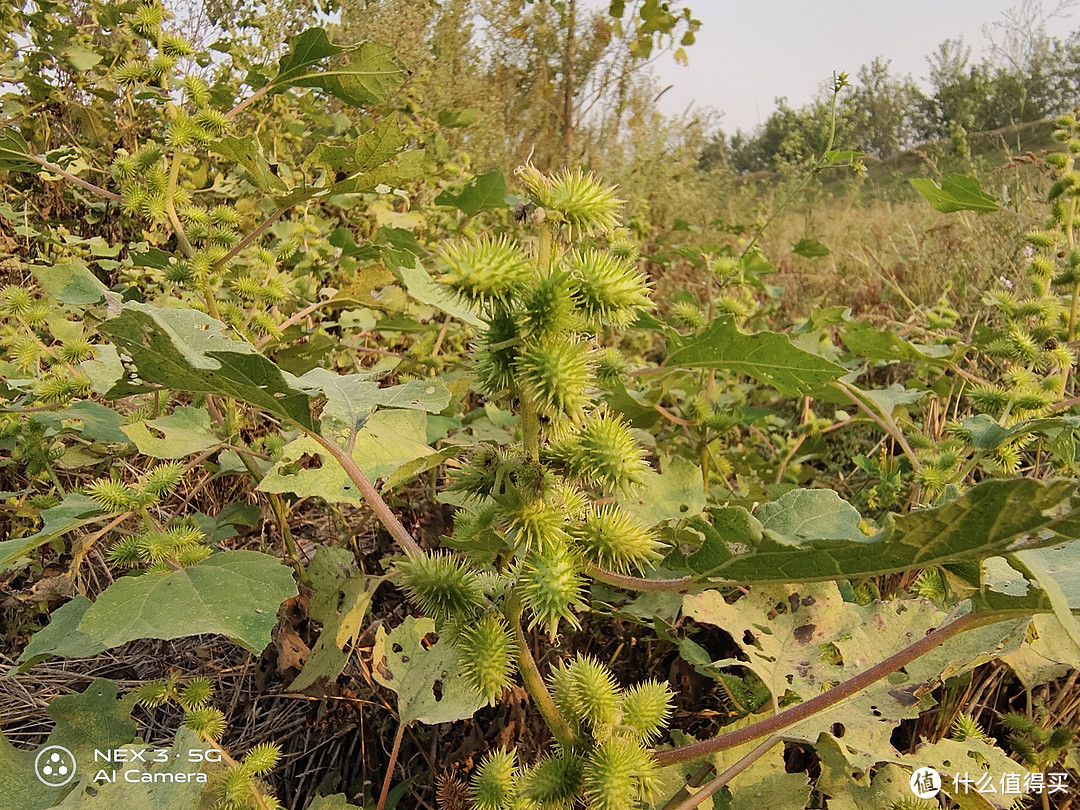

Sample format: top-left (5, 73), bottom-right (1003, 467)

top-left (377, 721), bottom-right (405, 810)
top-left (587, 564), bottom-right (696, 592)
top-left (29, 155), bottom-right (122, 201)
top-left (215, 208), bottom-right (285, 271)
top-left (304, 430), bottom-right (423, 556)
top-left (834, 380), bottom-right (921, 471)
top-left (506, 591), bottom-right (577, 748)
top-left (653, 610), bottom-right (1034, 767)
top-left (667, 736), bottom-right (782, 810)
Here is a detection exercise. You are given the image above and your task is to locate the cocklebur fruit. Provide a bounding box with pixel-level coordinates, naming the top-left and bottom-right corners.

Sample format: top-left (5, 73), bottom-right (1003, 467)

top-left (516, 542), bottom-right (586, 639)
top-left (394, 551), bottom-right (487, 621)
top-left (471, 747), bottom-right (518, 810)
top-left (440, 236), bottom-right (532, 311)
top-left (571, 504), bottom-right (664, 575)
top-left (455, 612), bottom-right (518, 704)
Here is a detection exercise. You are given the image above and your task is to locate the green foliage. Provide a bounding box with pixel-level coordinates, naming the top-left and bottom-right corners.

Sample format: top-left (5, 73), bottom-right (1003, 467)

top-left (6, 5), bottom-right (1080, 810)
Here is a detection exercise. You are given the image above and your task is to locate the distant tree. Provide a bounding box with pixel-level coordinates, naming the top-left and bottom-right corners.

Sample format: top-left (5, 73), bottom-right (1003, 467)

top-left (843, 58), bottom-right (927, 158)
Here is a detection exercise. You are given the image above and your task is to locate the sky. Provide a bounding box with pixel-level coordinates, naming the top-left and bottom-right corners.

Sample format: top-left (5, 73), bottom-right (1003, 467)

top-left (647, 0), bottom-right (1080, 133)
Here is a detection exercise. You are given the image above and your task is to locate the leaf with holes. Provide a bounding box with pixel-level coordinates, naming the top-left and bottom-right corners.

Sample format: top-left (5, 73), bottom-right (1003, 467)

top-left (0, 679), bottom-right (138, 810)
top-left (372, 616), bottom-right (485, 724)
top-left (617, 454), bottom-right (705, 526)
top-left (121, 406), bottom-right (220, 459)
top-left (258, 409), bottom-right (437, 501)
top-left (52, 727), bottom-right (224, 809)
top-left (290, 547), bottom-right (383, 691)
top-left (684, 583), bottom-right (1029, 769)
top-left (297, 368), bottom-right (451, 441)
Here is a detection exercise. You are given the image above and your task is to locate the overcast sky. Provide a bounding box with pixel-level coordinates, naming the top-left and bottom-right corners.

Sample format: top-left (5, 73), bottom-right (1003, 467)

top-left (647, 0), bottom-right (1080, 133)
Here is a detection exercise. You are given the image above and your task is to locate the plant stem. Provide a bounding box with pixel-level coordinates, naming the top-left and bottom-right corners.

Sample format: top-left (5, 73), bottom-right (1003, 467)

top-left (587, 564), bottom-right (696, 592)
top-left (215, 208), bottom-right (285, 271)
top-left (377, 721), bottom-right (405, 810)
top-left (653, 610), bottom-right (1034, 767)
top-left (268, 491), bottom-right (309, 585)
top-left (667, 736), bottom-right (782, 810)
top-left (834, 380), bottom-right (922, 471)
top-left (521, 398), bottom-right (540, 463)
top-left (29, 155), bottom-right (123, 201)
top-left (505, 591), bottom-right (577, 748)
top-left (164, 152), bottom-right (195, 259)
top-left (304, 430), bottom-right (423, 557)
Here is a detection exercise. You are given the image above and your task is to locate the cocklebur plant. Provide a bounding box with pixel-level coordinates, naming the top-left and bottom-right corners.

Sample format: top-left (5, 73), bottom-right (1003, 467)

top-left (134, 678), bottom-right (284, 810)
top-left (83, 460), bottom-right (215, 571)
top-left (470, 658), bottom-right (673, 810)
top-left (900, 114), bottom-right (1080, 494)
top-left (393, 166), bottom-right (674, 808)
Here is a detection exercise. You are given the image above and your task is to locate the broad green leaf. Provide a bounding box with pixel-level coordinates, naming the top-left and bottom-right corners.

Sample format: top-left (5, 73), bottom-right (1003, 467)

top-left (960, 414), bottom-right (1080, 452)
top-left (757, 488), bottom-right (867, 542)
top-left (792, 237), bottom-right (829, 258)
top-left (33, 261), bottom-right (107, 305)
top-left (259, 410), bottom-right (436, 502)
top-left (435, 170), bottom-right (508, 217)
top-left (911, 173), bottom-right (999, 214)
top-left (1012, 548), bottom-right (1080, 648)
top-left (841, 321), bottom-right (953, 362)
top-left (396, 263), bottom-right (484, 326)
top-left (1001, 613), bottom-right (1080, 689)
top-left (1010, 541), bottom-right (1080, 608)
top-left (900, 737), bottom-right (1030, 809)
top-left (310, 117), bottom-right (406, 175)
top-left (211, 136), bottom-right (288, 194)
top-left (1, 493), bottom-right (102, 567)
top-left (53, 727), bottom-right (221, 810)
top-left (0, 127), bottom-right (39, 172)
top-left (617, 455), bottom-right (705, 526)
top-left (666, 315), bottom-right (846, 396)
top-left (98, 303), bottom-right (318, 431)
top-left (121, 406), bottom-right (220, 459)
top-left (683, 478), bottom-right (1080, 583)
top-left (817, 742), bottom-right (911, 810)
top-left (290, 547), bottom-right (383, 691)
top-left (382, 445), bottom-right (460, 491)
top-left (73, 551), bottom-right (297, 654)
top-left (436, 108), bottom-right (479, 128)
top-left (270, 148), bottom-right (424, 208)
top-left (298, 368), bottom-right (451, 440)
top-left (372, 616), bottom-right (485, 724)
top-left (17, 595), bottom-right (104, 671)
top-left (0, 679), bottom-right (138, 810)
top-left (29, 401), bottom-right (129, 444)
top-left (80, 344), bottom-right (125, 394)
top-left (717, 721), bottom-right (811, 810)
top-left (857, 383), bottom-right (927, 417)
top-left (273, 27), bottom-right (343, 85)
top-left (288, 40), bottom-right (405, 107)
top-left (63, 45), bottom-right (102, 72)
top-left (685, 584), bottom-right (1027, 769)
